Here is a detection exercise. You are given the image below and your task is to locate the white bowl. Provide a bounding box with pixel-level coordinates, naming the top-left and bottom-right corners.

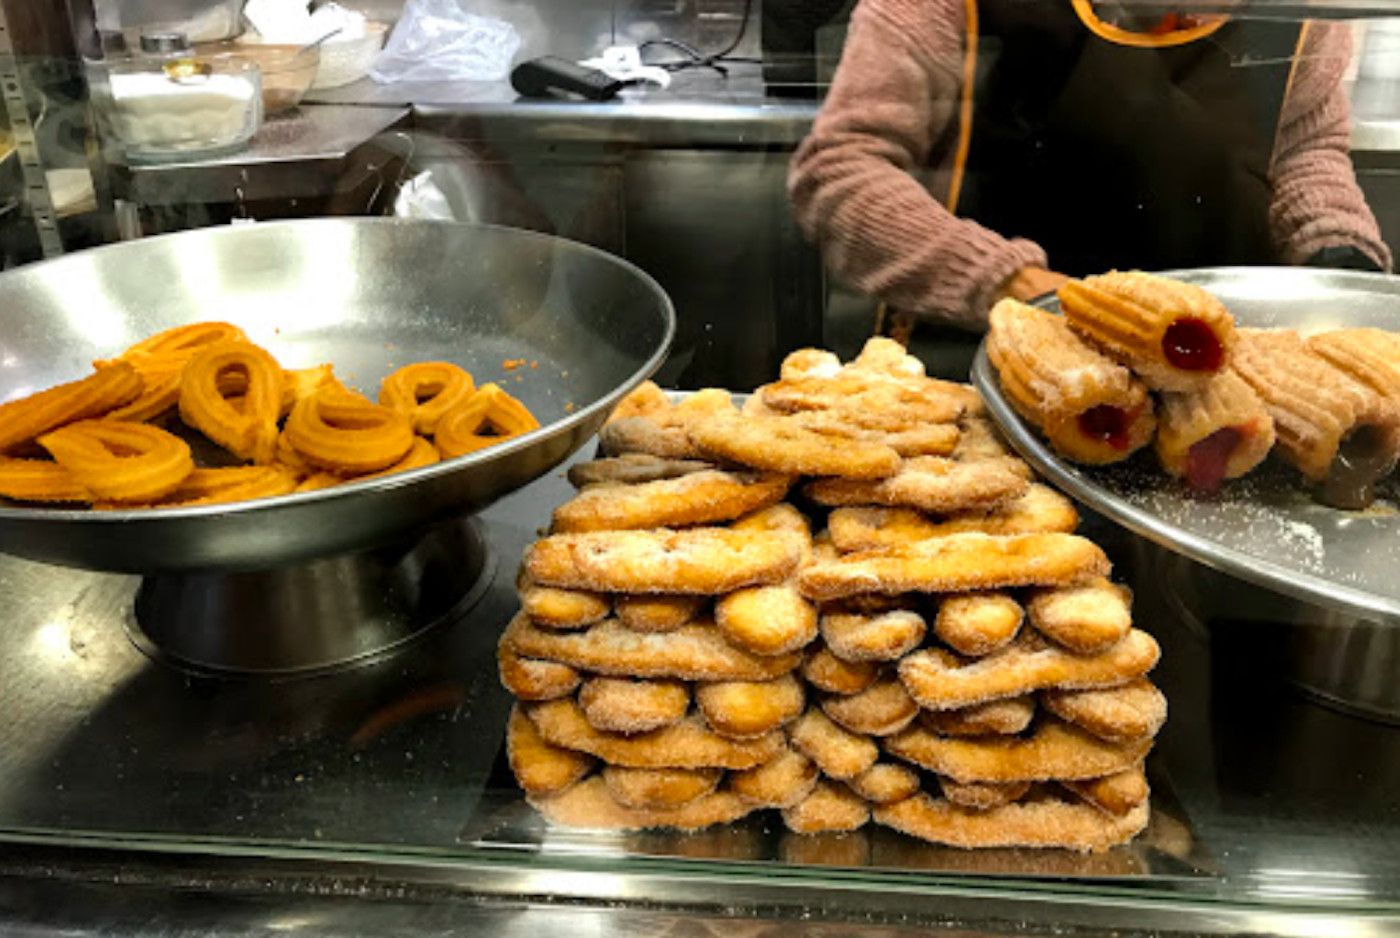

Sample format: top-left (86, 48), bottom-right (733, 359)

top-left (311, 22), bottom-right (388, 89)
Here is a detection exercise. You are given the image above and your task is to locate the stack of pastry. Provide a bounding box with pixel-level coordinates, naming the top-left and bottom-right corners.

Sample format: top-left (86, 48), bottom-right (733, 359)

top-left (988, 270), bottom-right (1400, 508)
top-left (502, 338), bottom-right (1166, 851)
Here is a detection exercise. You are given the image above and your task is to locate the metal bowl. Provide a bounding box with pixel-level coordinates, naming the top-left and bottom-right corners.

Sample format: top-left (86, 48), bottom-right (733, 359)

top-left (0, 218), bottom-right (675, 574)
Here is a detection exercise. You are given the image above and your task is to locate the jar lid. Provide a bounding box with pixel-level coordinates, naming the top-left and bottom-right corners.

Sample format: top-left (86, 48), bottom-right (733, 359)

top-left (139, 33), bottom-right (191, 55)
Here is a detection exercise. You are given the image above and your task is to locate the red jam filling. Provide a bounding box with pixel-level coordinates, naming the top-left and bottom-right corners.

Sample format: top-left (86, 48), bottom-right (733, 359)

top-left (1162, 318), bottom-right (1224, 372)
top-left (1078, 405), bottom-right (1132, 450)
top-left (1184, 426), bottom-right (1243, 492)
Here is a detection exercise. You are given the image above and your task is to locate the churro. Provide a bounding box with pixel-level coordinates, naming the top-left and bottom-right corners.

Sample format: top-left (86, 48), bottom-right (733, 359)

top-left (798, 533), bottom-right (1111, 602)
top-left (934, 592), bottom-right (1024, 656)
top-left (918, 697), bottom-right (1036, 737)
top-left (284, 384), bottom-right (414, 475)
top-left (578, 677), bottom-right (690, 734)
top-left (503, 614), bottom-right (799, 682)
top-left (526, 698), bottom-right (783, 770)
top-left (508, 706), bottom-right (594, 796)
top-left (0, 457), bottom-right (90, 503)
top-left (518, 574), bottom-right (611, 630)
top-left (1058, 271), bottom-right (1236, 390)
top-left (603, 765), bottom-right (722, 810)
top-left (899, 630), bottom-right (1159, 710)
top-left (1062, 764), bottom-right (1149, 816)
top-left (567, 454), bottom-right (715, 488)
top-left (939, 778), bottom-right (1030, 812)
top-left (688, 414), bottom-right (901, 480)
top-left (728, 748), bottom-right (819, 808)
top-left (885, 717), bottom-right (1152, 783)
top-left (819, 609), bottom-right (927, 662)
top-left (782, 780), bottom-right (870, 834)
top-left (552, 470), bottom-right (792, 533)
top-left (801, 642), bottom-right (880, 696)
top-left (848, 763), bottom-right (921, 805)
top-left (804, 456), bottom-right (1027, 515)
top-left (1025, 578), bottom-right (1132, 654)
top-left (0, 362), bottom-right (143, 455)
top-left (179, 341), bottom-right (285, 465)
top-left (435, 383), bottom-right (540, 459)
top-left (787, 708), bottom-right (879, 780)
top-left (1154, 369), bottom-right (1275, 491)
top-left (40, 420), bottom-right (193, 504)
top-left (527, 529), bottom-right (802, 595)
top-left (987, 299), bottom-right (1155, 464)
top-left (1041, 679), bottom-right (1167, 743)
top-left (696, 674), bottom-right (805, 739)
top-left (820, 675), bottom-right (919, 736)
top-left (530, 775), bottom-right (754, 831)
top-left (826, 486), bottom-right (1079, 553)
top-left (614, 594), bottom-right (706, 633)
top-left (876, 791), bottom-right (1149, 851)
top-left (715, 583), bottom-right (818, 657)
top-left (378, 362), bottom-right (475, 435)
top-left (498, 640), bottom-right (581, 701)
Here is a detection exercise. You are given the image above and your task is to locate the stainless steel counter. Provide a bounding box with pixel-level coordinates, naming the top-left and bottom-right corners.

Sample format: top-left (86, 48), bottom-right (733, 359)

top-left (3, 438), bottom-right (1400, 935)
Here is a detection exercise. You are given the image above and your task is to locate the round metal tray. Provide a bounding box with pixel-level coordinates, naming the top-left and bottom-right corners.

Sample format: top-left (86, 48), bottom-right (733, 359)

top-left (0, 218), bottom-right (675, 574)
top-left (970, 266), bottom-right (1400, 625)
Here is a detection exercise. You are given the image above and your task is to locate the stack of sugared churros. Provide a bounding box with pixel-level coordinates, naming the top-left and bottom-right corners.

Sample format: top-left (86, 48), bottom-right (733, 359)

top-left (501, 338), bottom-right (1165, 851)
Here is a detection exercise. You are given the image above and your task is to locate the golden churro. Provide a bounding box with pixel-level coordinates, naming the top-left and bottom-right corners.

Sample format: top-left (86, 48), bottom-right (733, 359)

top-left (987, 299), bottom-right (1155, 464)
top-left (801, 642), bottom-right (881, 696)
top-left (518, 574), bottom-right (611, 630)
top-left (826, 486), bottom-right (1079, 553)
top-left (1232, 327), bottom-right (1400, 509)
top-left (715, 583), bottom-right (818, 657)
top-left (435, 383), bottom-right (541, 459)
top-left (179, 341), bottom-right (285, 465)
top-left (696, 674), bottom-right (805, 739)
top-left (787, 708), bottom-right (879, 780)
top-left (526, 699), bottom-right (783, 770)
top-left (527, 529), bottom-right (802, 595)
top-left (1062, 765), bottom-right (1149, 816)
top-left (1059, 271), bottom-right (1236, 390)
top-left (782, 780), bottom-right (870, 834)
top-left (819, 609), bottom-right (927, 662)
top-left (899, 630), bottom-right (1159, 710)
top-left (40, 420), bottom-right (193, 504)
top-left (378, 362), bottom-right (475, 435)
top-left (821, 676), bottom-right (919, 736)
top-left (688, 414), bottom-right (901, 480)
top-left (1025, 579), bottom-right (1132, 654)
top-left (934, 592), bottom-right (1024, 656)
top-left (919, 697), bottom-right (1036, 737)
top-left (1041, 679), bottom-right (1168, 743)
top-left (567, 454), bottom-right (716, 488)
top-left (728, 748), bottom-right (820, 808)
top-left (603, 765), bottom-right (722, 810)
top-left (0, 362), bottom-right (143, 455)
top-left (849, 763), bottom-right (921, 805)
top-left (552, 470), bottom-right (792, 533)
top-left (504, 614), bottom-right (799, 682)
top-left (885, 717), bottom-right (1152, 783)
top-left (804, 456), bottom-right (1027, 515)
top-left (614, 594), bottom-right (706, 633)
top-left (1154, 369), bottom-right (1275, 491)
top-left (508, 706), bottom-right (594, 796)
top-left (939, 778), bottom-right (1030, 811)
top-left (497, 641), bottom-right (581, 701)
top-left (799, 533), bottom-right (1110, 603)
top-left (578, 676), bottom-right (690, 734)
top-left (876, 791), bottom-right (1149, 850)
top-left (0, 457), bottom-right (90, 503)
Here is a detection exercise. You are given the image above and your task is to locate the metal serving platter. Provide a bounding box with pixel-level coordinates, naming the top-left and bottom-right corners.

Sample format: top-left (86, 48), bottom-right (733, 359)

top-left (971, 267), bottom-right (1400, 625)
top-left (0, 218), bottom-right (674, 573)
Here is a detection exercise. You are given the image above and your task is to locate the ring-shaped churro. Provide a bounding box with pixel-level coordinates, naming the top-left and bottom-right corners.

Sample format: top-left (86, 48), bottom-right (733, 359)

top-left (284, 385), bottom-right (414, 475)
top-left (179, 341), bottom-right (285, 465)
top-left (39, 419), bottom-right (193, 504)
top-left (435, 383), bottom-right (541, 460)
top-left (0, 362), bottom-right (143, 454)
top-left (379, 362), bottom-right (476, 435)
top-left (0, 456), bottom-right (91, 503)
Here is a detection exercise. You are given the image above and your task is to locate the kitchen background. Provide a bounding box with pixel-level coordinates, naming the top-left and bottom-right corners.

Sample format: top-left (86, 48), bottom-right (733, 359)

top-left (2, 0), bottom-right (1399, 389)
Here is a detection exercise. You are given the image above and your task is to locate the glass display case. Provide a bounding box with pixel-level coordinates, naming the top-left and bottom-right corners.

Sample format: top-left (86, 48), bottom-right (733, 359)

top-left (2, 1), bottom-right (1400, 936)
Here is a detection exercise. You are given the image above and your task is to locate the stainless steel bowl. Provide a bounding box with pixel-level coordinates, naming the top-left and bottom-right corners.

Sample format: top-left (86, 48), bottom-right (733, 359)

top-left (0, 218), bottom-right (675, 574)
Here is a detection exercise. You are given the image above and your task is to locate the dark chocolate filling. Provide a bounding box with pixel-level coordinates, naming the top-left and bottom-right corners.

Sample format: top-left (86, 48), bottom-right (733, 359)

top-left (1317, 424), bottom-right (1395, 510)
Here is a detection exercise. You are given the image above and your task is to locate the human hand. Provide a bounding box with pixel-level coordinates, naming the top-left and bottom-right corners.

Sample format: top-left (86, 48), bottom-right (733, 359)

top-left (996, 267), bottom-right (1072, 303)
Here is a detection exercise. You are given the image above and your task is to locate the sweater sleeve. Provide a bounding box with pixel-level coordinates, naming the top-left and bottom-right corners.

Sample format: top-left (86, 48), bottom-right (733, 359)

top-left (787, 0), bottom-right (1047, 331)
top-left (1269, 22), bottom-right (1392, 271)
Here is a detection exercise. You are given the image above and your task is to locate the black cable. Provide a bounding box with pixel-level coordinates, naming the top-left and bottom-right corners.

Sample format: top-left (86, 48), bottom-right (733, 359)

top-left (638, 0), bottom-right (756, 76)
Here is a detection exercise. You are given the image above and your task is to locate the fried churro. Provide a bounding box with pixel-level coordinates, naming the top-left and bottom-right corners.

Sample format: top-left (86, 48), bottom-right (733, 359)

top-left (885, 717), bottom-right (1152, 783)
top-left (578, 677), bottom-right (690, 734)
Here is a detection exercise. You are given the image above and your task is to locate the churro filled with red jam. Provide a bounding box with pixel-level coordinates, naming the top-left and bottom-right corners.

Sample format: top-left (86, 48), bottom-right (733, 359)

top-left (1232, 328), bottom-right (1400, 509)
top-left (1154, 370), bottom-right (1275, 492)
top-left (1058, 271), bottom-right (1235, 392)
top-left (987, 299), bottom-right (1155, 465)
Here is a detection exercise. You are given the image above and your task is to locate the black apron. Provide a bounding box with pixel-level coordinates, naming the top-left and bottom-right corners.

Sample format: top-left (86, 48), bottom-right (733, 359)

top-left (953, 1), bottom-right (1303, 275)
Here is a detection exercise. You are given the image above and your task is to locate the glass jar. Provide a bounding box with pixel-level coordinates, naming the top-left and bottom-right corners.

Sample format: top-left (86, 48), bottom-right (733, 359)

top-left (98, 33), bottom-right (263, 163)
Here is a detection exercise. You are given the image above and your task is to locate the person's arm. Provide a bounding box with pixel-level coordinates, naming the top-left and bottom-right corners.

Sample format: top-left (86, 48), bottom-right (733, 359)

top-left (787, 0), bottom-right (1049, 330)
top-left (1269, 22), bottom-right (1392, 271)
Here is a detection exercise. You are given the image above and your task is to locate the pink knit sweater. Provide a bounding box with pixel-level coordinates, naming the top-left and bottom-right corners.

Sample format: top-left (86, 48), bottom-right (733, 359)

top-left (788, 0), bottom-right (1393, 330)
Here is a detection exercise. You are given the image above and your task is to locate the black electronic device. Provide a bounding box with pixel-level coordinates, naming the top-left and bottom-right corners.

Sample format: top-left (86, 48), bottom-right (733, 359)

top-left (510, 56), bottom-right (624, 101)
